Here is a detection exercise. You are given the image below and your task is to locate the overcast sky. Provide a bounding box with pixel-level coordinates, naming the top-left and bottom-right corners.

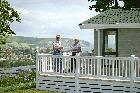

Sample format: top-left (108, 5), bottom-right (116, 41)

top-left (9, 0), bottom-right (98, 44)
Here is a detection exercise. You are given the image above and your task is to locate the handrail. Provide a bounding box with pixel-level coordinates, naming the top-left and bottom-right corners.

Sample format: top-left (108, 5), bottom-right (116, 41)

top-left (36, 53), bottom-right (140, 81)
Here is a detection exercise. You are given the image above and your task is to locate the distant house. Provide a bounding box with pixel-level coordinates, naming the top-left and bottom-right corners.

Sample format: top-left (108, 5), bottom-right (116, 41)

top-left (79, 9), bottom-right (140, 57)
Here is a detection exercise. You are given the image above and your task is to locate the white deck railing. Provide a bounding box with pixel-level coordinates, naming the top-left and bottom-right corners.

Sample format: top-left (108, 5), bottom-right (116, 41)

top-left (36, 53), bottom-right (140, 81)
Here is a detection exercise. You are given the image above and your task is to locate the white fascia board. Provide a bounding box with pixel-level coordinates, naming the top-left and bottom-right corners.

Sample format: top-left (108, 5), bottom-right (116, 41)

top-left (79, 23), bottom-right (140, 29)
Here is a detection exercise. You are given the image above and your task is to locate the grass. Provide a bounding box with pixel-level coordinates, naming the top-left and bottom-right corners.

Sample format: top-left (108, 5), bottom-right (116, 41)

top-left (2, 89), bottom-right (60, 93)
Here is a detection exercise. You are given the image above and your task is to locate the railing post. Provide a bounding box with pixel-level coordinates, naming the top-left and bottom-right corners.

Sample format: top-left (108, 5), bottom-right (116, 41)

top-left (36, 51), bottom-right (39, 89)
top-left (130, 56), bottom-right (135, 93)
top-left (112, 59), bottom-right (115, 77)
top-left (36, 46), bottom-right (40, 73)
top-left (75, 54), bottom-right (80, 93)
top-left (42, 55), bottom-right (46, 72)
top-left (96, 56), bottom-right (102, 76)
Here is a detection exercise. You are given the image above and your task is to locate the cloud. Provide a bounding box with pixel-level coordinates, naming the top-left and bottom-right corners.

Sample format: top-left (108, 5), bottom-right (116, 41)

top-left (16, 7), bottom-right (94, 31)
top-left (10, 0), bottom-right (96, 44)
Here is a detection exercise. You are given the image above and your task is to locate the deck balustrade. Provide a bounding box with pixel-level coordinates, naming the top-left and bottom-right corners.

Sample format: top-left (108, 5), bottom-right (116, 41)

top-left (36, 53), bottom-right (140, 81)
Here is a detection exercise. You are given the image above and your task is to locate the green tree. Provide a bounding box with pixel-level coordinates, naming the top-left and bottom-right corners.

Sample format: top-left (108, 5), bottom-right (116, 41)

top-left (0, 0), bottom-right (21, 54)
top-left (88, 0), bottom-right (140, 12)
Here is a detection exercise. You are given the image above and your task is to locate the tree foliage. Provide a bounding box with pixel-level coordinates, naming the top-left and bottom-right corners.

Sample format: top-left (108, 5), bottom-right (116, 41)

top-left (88, 0), bottom-right (140, 12)
top-left (0, 0), bottom-right (21, 53)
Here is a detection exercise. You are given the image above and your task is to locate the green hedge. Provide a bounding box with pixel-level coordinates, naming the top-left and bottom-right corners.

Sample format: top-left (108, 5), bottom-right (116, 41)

top-left (0, 69), bottom-right (36, 87)
top-left (0, 69), bottom-right (36, 92)
top-left (0, 59), bottom-right (35, 68)
top-left (0, 82), bottom-right (35, 92)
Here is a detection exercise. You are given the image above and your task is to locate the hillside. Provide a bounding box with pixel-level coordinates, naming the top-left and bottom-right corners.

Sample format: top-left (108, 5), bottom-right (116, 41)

top-left (5, 36), bottom-right (92, 52)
